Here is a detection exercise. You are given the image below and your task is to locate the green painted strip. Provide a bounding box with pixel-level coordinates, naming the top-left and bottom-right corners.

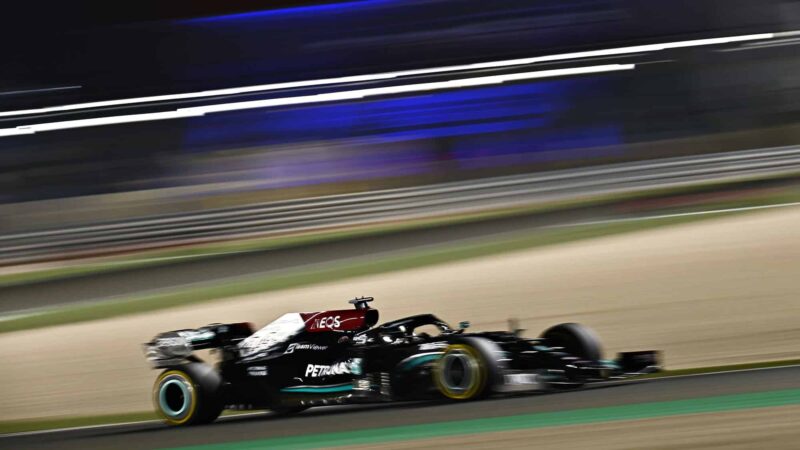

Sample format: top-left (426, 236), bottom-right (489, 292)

top-left (163, 388), bottom-right (800, 450)
top-left (280, 384), bottom-right (352, 394)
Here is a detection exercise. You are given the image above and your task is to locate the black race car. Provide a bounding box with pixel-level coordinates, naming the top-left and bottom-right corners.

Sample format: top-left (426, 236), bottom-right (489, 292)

top-left (144, 297), bottom-right (660, 426)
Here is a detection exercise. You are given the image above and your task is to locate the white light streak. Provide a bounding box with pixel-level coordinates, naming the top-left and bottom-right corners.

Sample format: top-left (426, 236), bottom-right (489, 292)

top-left (0, 32), bottom-right (774, 119)
top-left (14, 111), bottom-right (205, 133)
top-left (180, 64), bottom-right (634, 115)
top-left (0, 64), bottom-right (635, 137)
top-left (0, 128), bottom-right (35, 137)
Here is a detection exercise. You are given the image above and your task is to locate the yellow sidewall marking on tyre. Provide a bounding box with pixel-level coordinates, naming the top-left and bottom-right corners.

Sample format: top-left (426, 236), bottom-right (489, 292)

top-left (154, 370), bottom-right (198, 425)
top-left (434, 344), bottom-right (487, 400)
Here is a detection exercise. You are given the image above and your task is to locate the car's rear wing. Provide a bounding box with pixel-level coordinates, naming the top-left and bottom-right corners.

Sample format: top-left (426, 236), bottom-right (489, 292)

top-left (143, 322), bottom-right (253, 369)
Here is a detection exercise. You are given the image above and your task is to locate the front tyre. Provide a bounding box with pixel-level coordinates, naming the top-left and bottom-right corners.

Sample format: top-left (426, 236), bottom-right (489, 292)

top-left (540, 323), bottom-right (603, 361)
top-left (434, 340), bottom-right (497, 400)
top-left (540, 323), bottom-right (603, 389)
top-left (153, 363), bottom-right (223, 426)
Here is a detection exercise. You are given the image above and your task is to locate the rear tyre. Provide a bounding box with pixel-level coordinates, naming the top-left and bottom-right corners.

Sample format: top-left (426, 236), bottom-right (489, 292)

top-left (153, 363), bottom-right (223, 426)
top-left (433, 338), bottom-right (501, 400)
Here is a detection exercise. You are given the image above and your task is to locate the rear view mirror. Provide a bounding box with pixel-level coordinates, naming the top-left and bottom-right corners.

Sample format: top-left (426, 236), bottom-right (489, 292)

top-left (458, 321), bottom-right (471, 330)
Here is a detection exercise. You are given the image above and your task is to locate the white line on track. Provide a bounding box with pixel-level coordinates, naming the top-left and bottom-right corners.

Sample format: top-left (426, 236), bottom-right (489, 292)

top-left (639, 364), bottom-right (800, 382)
top-left (0, 411), bottom-right (267, 438)
top-left (547, 201), bottom-right (800, 229)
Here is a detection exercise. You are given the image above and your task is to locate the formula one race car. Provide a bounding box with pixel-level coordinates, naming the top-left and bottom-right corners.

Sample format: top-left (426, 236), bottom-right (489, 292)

top-left (144, 297), bottom-right (660, 426)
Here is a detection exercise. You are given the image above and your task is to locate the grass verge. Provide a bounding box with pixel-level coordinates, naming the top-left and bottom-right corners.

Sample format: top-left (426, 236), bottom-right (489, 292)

top-left (1, 359), bottom-right (797, 435)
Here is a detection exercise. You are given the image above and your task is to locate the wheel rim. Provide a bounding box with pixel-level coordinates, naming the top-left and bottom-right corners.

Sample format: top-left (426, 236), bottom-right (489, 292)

top-left (154, 371), bottom-right (197, 424)
top-left (159, 379), bottom-right (190, 417)
top-left (435, 345), bottom-right (485, 399)
top-left (441, 351), bottom-right (475, 393)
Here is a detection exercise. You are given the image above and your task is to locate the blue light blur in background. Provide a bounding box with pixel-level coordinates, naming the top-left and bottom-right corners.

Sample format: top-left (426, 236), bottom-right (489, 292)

top-left (182, 77), bottom-right (621, 187)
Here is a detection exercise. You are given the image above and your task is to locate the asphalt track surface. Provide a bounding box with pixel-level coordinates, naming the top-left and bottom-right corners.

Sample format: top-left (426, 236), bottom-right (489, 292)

top-left (4, 366), bottom-right (799, 450)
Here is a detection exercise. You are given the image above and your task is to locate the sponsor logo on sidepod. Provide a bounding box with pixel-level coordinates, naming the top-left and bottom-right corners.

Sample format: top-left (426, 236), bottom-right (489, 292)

top-left (285, 343), bottom-right (328, 354)
top-left (305, 359), bottom-right (362, 377)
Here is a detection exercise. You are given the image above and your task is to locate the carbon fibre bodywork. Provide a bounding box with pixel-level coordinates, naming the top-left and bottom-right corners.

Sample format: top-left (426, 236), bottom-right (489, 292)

top-left (143, 298), bottom-right (660, 423)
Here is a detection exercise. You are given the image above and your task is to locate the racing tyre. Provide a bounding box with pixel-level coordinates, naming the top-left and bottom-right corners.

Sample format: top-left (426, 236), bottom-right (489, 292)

top-left (541, 323), bottom-right (603, 389)
top-left (540, 323), bottom-right (603, 361)
top-left (153, 363), bottom-right (223, 426)
top-left (433, 338), bottom-right (502, 400)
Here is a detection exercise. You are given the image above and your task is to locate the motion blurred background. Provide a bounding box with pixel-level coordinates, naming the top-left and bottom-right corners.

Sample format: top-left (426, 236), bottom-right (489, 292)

top-left (2, 0), bottom-right (800, 230)
top-left (1, 0), bottom-right (800, 448)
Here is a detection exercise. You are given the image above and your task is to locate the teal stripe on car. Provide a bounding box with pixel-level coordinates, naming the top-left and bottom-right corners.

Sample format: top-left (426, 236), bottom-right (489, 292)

top-left (280, 384), bottom-right (353, 394)
top-left (398, 353), bottom-right (442, 370)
